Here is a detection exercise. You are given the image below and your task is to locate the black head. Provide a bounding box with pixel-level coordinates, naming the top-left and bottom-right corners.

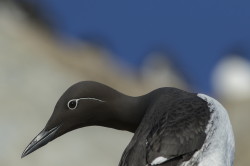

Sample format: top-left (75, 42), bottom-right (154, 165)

top-left (21, 81), bottom-right (121, 158)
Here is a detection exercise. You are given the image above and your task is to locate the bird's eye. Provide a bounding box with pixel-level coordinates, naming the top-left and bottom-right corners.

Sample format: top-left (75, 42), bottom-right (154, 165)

top-left (67, 99), bottom-right (78, 110)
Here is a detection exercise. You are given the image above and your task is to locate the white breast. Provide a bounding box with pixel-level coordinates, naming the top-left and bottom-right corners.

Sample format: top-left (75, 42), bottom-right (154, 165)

top-left (181, 94), bottom-right (235, 166)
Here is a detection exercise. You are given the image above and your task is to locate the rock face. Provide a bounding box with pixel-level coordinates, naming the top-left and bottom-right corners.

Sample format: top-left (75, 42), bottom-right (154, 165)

top-left (0, 2), bottom-right (249, 166)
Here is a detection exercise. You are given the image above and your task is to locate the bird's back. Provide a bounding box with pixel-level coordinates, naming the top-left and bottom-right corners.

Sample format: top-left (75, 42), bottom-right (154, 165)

top-left (119, 88), bottom-right (212, 166)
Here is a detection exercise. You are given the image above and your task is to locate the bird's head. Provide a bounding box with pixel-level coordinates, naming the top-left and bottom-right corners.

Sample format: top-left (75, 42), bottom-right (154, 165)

top-left (21, 81), bottom-right (120, 158)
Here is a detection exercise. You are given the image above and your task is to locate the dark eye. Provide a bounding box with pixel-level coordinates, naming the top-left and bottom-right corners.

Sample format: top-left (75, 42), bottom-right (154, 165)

top-left (67, 99), bottom-right (78, 110)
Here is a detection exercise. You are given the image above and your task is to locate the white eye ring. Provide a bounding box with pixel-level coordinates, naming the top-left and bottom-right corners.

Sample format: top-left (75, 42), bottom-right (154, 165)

top-left (67, 99), bottom-right (79, 110)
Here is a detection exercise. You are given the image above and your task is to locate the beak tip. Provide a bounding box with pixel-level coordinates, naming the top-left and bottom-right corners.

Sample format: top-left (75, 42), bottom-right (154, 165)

top-left (21, 149), bottom-right (29, 158)
top-left (21, 153), bottom-right (26, 159)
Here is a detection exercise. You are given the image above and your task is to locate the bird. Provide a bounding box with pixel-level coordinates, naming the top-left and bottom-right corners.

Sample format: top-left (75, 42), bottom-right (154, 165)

top-left (21, 81), bottom-right (235, 166)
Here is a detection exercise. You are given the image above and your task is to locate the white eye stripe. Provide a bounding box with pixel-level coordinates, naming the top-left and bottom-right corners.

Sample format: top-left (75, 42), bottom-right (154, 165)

top-left (78, 98), bottom-right (105, 103)
top-left (67, 97), bottom-right (105, 110)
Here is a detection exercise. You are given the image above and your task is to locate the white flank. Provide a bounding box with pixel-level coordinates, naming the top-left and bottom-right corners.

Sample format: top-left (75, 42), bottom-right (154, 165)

top-left (151, 156), bottom-right (168, 165)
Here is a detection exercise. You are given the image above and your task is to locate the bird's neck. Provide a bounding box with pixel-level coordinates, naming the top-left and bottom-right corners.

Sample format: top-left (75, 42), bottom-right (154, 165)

top-left (95, 94), bottom-right (150, 133)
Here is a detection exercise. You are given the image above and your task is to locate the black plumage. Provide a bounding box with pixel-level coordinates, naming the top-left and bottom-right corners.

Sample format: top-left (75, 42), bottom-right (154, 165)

top-left (119, 88), bottom-right (210, 166)
top-left (22, 81), bottom-right (211, 166)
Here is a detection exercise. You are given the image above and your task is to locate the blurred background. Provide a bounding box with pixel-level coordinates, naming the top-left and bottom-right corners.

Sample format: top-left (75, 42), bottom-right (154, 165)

top-left (0, 0), bottom-right (250, 165)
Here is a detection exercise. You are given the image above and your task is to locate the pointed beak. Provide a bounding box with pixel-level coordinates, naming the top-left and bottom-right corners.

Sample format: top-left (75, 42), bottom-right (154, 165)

top-left (21, 126), bottom-right (60, 158)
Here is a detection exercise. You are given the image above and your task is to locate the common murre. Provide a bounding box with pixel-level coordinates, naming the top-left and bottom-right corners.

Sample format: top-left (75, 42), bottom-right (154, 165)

top-left (22, 81), bottom-right (235, 166)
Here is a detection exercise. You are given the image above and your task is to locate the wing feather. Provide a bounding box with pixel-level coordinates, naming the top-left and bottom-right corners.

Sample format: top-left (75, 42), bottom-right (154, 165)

top-left (146, 97), bottom-right (210, 165)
